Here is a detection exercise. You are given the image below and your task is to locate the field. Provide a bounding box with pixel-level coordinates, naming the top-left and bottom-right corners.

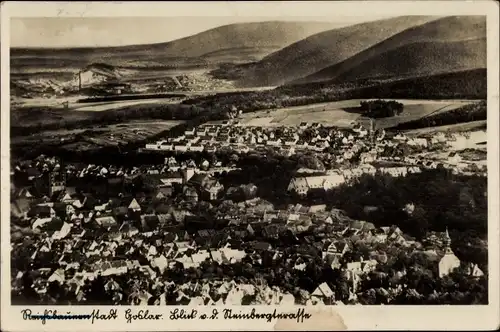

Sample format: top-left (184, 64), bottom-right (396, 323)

top-left (404, 120), bottom-right (487, 136)
top-left (11, 120), bottom-right (184, 152)
top-left (236, 99), bottom-right (478, 129)
top-left (10, 97), bottom-right (192, 133)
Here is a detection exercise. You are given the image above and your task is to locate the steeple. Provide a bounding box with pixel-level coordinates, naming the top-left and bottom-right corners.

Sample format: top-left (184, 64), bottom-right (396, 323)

top-left (443, 227), bottom-right (453, 254)
top-left (439, 227), bottom-right (461, 278)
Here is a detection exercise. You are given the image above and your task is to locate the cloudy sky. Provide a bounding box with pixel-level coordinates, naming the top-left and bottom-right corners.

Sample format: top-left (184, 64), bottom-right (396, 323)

top-left (11, 16), bottom-right (391, 48)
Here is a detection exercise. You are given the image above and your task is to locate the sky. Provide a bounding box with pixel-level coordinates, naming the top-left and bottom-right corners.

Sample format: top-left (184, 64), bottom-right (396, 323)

top-left (10, 16), bottom-right (392, 48)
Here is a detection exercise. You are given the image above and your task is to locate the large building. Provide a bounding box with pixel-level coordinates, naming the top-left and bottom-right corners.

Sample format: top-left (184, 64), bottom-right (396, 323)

top-left (287, 174), bottom-right (346, 196)
top-left (74, 64), bottom-right (122, 90)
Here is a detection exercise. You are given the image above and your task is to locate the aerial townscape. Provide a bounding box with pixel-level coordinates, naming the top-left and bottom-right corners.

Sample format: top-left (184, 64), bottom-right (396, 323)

top-left (10, 15), bottom-right (488, 306)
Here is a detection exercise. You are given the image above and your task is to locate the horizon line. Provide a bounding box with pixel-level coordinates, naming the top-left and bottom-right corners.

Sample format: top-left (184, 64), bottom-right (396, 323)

top-left (10, 16), bottom-right (400, 49)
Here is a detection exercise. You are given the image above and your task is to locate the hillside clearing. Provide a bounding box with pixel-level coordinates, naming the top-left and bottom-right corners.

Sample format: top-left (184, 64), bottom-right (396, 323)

top-left (236, 99), bottom-right (478, 128)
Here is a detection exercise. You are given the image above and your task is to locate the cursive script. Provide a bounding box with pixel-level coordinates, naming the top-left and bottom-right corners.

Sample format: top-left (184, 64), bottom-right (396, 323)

top-left (20, 309), bottom-right (92, 325)
top-left (169, 308), bottom-right (198, 320)
top-left (90, 309), bottom-right (118, 324)
top-left (125, 309), bottom-right (163, 324)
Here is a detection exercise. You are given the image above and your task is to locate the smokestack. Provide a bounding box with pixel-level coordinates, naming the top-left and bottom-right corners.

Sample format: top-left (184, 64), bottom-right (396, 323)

top-left (78, 71), bottom-right (82, 90)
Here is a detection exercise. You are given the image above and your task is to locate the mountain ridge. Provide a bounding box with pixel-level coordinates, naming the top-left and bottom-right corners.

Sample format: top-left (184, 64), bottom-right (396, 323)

top-left (11, 21), bottom-right (342, 69)
top-left (210, 15), bottom-right (441, 86)
top-left (294, 15), bottom-right (486, 85)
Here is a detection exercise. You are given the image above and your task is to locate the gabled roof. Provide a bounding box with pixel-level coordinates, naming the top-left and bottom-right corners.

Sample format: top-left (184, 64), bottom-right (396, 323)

top-left (312, 282), bottom-right (334, 298)
top-left (128, 198), bottom-right (141, 210)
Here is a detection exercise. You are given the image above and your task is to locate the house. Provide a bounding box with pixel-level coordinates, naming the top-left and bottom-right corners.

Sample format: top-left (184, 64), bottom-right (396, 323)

top-left (174, 144), bottom-right (189, 152)
top-left (205, 145), bottom-right (217, 153)
top-left (381, 167), bottom-right (408, 177)
top-left (281, 146), bottom-right (295, 157)
top-left (464, 263), bottom-right (484, 278)
top-left (184, 187), bottom-right (199, 202)
top-left (407, 138), bottom-right (428, 148)
top-left (160, 172), bottom-right (184, 186)
top-left (324, 254), bottom-right (341, 269)
top-left (309, 204), bottom-right (327, 213)
top-left (145, 143), bottom-right (162, 150)
top-left (184, 128), bottom-right (196, 136)
top-left (293, 257), bottom-right (307, 271)
top-left (322, 241), bottom-right (349, 258)
top-left (266, 138), bottom-right (281, 146)
top-left (263, 224), bottom-right (286, 239)
top-left (203, 180), bottom-right (224, 201)
top-left (156, 186), bottom-right (173, 200)
top-left (128, 198), bottom-right (141, 213)
top-left (311, 282), bottom-right (334, 304)
top-left (140, 214), bottom-right (160, 232)
top-left (48, 269), bottom-right (65, 284)
top-left (51, 222), bottom-right (72, 240)
top-left (95, 216), bottom-right (117, 228)
top-left (315, 140), bottom-right (330, 150)
top-left (159, 142), bottom-right (174, 151)
top-left (347, 259), bottom-right (378, 275)
top-left (295, 140), bottom-right (309, 149)
top-left (393, 133), bottom-right (407, 142)
top-left (361, 259), bottom-right (378, 273)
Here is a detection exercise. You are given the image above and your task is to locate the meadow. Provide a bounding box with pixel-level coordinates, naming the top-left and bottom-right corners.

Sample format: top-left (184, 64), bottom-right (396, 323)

top-left (236, 99), bottom-right (478, 129)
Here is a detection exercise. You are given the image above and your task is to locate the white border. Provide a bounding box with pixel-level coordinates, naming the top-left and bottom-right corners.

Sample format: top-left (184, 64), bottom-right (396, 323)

top-left (1, 1), bottom-right (499, 331)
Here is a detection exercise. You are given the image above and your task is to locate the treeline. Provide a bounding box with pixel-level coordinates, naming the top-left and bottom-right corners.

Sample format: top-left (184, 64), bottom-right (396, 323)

top-left (391, 101), bottom-right (486, 131)
top-left (183, 69), bottom-right (487, 114)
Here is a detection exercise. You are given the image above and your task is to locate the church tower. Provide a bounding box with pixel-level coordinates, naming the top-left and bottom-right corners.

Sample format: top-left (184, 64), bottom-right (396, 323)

top-left (438, 227), bottom-right (461, 278)
top-left (49, 169), bottom-right (66, 196)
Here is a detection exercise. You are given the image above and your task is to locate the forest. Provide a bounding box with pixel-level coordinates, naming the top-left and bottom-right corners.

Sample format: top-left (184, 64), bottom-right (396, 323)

top-left (184, 69), bottom-right (486, 113)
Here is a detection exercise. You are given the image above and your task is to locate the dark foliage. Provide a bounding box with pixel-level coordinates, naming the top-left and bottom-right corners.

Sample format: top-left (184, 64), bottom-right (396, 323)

top-left (359, 99), bottom-right (404, 118)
